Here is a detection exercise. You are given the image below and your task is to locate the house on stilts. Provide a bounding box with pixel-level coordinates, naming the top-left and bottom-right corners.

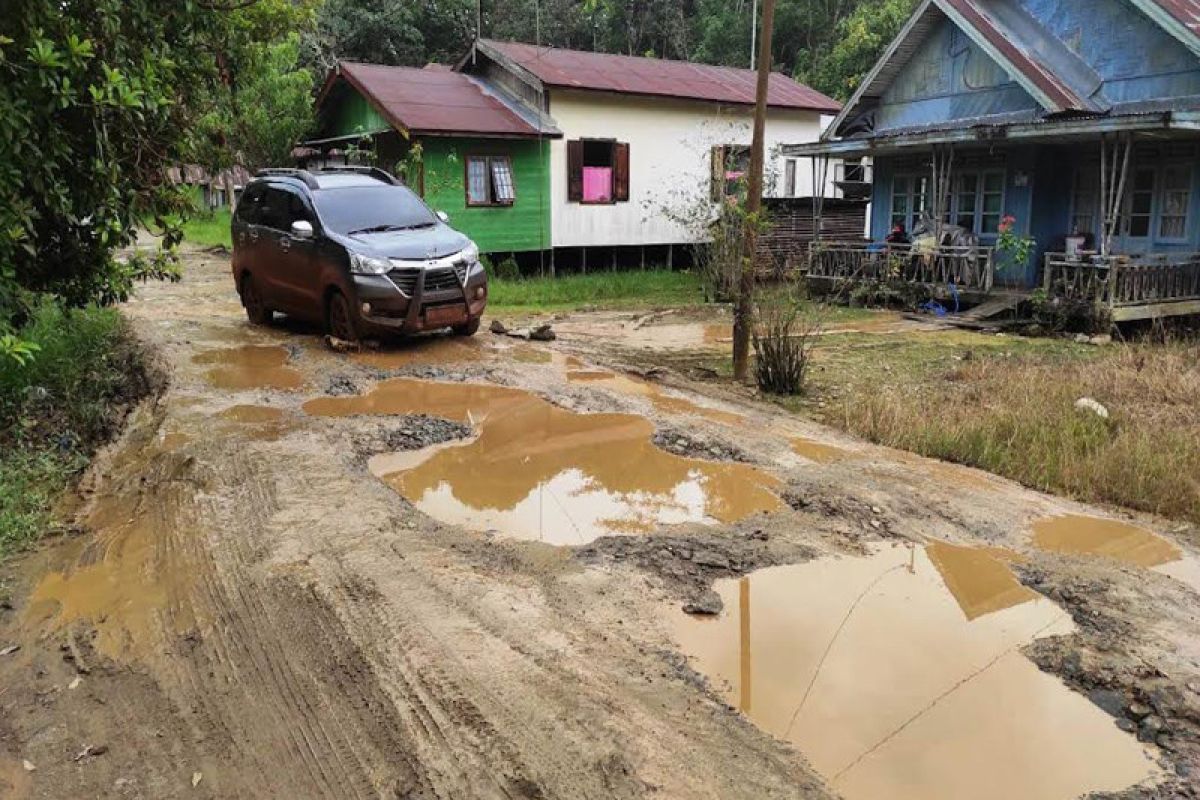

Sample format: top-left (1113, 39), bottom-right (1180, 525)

top-left (304, 41), bottom-right (857, 273)
top-left (788, 0), bottom-right (1200, 322)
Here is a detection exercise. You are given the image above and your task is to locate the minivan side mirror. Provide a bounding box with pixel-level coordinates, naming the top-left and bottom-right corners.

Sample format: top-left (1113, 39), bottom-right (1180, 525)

top-left (436, 210), bottom-right (450, 223)
top-left (291, 219), bottom-right (314, 239)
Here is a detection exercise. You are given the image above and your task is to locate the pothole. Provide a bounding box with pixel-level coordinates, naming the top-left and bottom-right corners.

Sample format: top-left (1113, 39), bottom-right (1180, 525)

top-left (349, 337), bottom-right (486, 370)
top-left (667, 543), bottom-right (1160, 800)
top-left (303, 378), bottom-right (781, 545)
top-left (1031, 514), bottom-right (1200, 591)
top-left (791, 438), bottom-right (850, 464)
top-left (192, 345), bottom-right (303, 391)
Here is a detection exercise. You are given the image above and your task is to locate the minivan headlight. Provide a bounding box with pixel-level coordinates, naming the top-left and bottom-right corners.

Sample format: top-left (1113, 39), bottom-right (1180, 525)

top-left (460, 242), bottom-right (480, 265)
top-left (350, 252), bottom-right (391, 275)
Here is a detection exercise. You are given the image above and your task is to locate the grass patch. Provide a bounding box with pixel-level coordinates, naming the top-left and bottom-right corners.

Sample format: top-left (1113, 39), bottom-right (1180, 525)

top-left (488, 270), bottom-right (704, 313)
top-left (1, 303), bottom-right (155, 558)
top-left (786, 329), bottom-right (1200, 524)
top-left (180, 207), bottom-right (232, 249)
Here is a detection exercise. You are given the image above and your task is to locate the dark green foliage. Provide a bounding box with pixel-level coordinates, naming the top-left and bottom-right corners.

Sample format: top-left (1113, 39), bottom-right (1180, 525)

top-left (306, 0), bottom-right (916, 101)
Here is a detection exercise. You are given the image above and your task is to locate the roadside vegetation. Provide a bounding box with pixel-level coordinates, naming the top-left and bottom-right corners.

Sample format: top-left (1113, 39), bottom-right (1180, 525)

top-left (180, 207), bottom-right (234, 250)
top-left (488, 270), bottom-right (703, 314)
top-left (0, 304), bottom-right (154, 559)
top-left (794, 328), bottom-right (1200, 524)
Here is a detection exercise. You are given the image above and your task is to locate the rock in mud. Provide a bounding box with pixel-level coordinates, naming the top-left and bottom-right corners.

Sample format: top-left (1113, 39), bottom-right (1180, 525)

top-left (529, 324), bottom-right (556, 342)
top-left (652, 427), bottom-right (751, 463)
top-left (0, 644), bottom-right (19, 657)
top-left (683, 590), bottom-right (724, 616)
top-left (324, 374), bottom-right (360, 396)
top-left (489, 319), bottom-right (508, 335)
top-left (325, 335), bottom-right (360, 353)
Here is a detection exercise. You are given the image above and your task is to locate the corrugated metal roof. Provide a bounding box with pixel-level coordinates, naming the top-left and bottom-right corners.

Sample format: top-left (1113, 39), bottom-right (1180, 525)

top-left (939, 0), bottom-right (1097, 112)
top-left (1151, 0), bottom-right (1200, 37)
top-left (322, 62), bottom-right (550, 138)
top-left (476, 39), bottom-right (842, 113)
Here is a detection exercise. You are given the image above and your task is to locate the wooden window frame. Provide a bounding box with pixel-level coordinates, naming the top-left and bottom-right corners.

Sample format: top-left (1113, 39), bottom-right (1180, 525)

top-left (464, 154), bottom-right (517, 208)
top-left (891, 169), bottom-right (1005, 237)
top-left (1156, 162), bottom-right (1191, 244)
top-left (569, 138), bottom-right (629, 205)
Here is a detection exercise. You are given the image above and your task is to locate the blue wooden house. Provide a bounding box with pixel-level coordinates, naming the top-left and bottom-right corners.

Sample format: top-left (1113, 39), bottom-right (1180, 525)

top-left (790, 0), bottom-right (1200, 320)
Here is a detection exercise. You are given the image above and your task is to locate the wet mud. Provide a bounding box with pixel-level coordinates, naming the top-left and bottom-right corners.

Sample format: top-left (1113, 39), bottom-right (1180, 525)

top-left (565, 365), bottom-right (744, 425)
top-left (305, 378), bottom-right (781, 544)
top-left (670, 545), bottom-right (1159, 800)
top-left (791, 438), bottom-right (850, 464)
top-left (192, 345), bottom-right (303, 391)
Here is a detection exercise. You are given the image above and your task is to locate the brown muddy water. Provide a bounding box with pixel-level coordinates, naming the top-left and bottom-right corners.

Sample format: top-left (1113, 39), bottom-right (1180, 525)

top-left (1032, 514), bottom-right (1200, 591)
top-left (192, 345), bottom-right (304, 391)
top-left (351, 336), bottom-right (485, 370)
top-left (669, 544), bottom-right (1158, 800)
top-left (304, 378), bottom-right (781, 544)
top-left (564, 366), bottom-right (743, 426)
top-left (790, 438), bottom-right (849, 464)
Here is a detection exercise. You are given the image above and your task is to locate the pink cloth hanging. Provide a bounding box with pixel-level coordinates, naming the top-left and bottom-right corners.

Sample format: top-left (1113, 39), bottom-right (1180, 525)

top-left (582, 167), bottom-right (612, 202)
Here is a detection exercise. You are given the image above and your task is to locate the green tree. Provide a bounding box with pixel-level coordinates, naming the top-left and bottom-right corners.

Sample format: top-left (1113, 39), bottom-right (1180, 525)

top-left (799, 0), bottom-right (918, 100)
top-left (0, 0), bottom-right (225, 329)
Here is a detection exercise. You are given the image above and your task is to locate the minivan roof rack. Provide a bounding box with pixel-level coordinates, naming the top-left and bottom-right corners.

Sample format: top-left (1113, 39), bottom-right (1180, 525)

top-left (313, 166), bottom-right (400, 186)
top-left (255, 168), bottom-right (320, 189)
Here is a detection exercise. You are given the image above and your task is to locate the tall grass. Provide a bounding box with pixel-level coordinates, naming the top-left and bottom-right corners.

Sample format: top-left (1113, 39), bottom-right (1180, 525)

top-left (487, 270), bottom-right (702, 312)
top-left (180, 207), bottom-right (233, 249)
top-left (834, 343), bottom-right (1200, 524)
top-left (1, 303), bottom-right (152, 557)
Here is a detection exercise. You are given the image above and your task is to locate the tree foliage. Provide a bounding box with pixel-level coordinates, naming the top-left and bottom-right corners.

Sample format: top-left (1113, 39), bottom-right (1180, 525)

top-left (0, 0), bottom-right (316, 338)
top-left (306, 0), bottom-right (919, 98)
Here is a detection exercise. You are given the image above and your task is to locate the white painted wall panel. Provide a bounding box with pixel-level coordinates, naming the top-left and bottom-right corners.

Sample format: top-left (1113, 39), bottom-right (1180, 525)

top-left (547, 91), bottom-right (831, 248)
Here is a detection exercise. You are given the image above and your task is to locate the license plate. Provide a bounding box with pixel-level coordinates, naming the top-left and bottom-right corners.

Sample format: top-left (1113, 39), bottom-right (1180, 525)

top-left (425, 305), bottom-right (467, 327)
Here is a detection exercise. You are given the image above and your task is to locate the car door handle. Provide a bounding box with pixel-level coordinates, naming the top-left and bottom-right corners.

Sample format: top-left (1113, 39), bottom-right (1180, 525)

top-left (249, 228), bottom-right (259, 242)
top-left (280, 236), bottom-right (291, 251)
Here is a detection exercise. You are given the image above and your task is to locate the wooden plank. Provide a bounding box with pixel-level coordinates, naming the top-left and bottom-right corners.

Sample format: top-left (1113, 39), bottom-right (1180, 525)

top-left (1112, 299), bottom-right (1200, 322)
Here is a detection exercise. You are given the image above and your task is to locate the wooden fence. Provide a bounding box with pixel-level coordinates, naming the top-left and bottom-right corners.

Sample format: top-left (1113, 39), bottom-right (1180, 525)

top-left (1043, 252), bottom-right (1200, 319)
top-left (807, 242), bottom-right (996, 293)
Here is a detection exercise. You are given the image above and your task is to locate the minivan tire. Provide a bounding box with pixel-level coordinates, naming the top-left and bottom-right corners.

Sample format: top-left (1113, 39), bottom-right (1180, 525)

top-left (326, 289), bottom-right (360, 343)
top-left (453, 317), bottom-right (481, 337)
top-left (241, 273), bottom-right (273, 325)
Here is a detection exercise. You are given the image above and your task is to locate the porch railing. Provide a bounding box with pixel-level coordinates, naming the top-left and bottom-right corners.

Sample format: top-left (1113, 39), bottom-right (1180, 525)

top-left (1043, 252), bottom-right (1200, 309)
top-left (807, 242), bottom-right (995, 293)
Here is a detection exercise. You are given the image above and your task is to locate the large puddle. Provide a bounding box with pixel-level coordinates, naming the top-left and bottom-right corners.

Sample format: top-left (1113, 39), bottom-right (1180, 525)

top-left (192, 345), bottom-right (303, 391)
top-left (669, 544), bottom-right (1157, 800)
top-left (1032, 514), bottom-right (1200, 591)
top-left (304, 379), bottom-right (781, 544)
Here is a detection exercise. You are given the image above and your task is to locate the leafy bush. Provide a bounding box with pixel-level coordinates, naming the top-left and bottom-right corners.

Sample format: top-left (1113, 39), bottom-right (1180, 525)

top-left (1030, 287), bottom-right (1113, 334)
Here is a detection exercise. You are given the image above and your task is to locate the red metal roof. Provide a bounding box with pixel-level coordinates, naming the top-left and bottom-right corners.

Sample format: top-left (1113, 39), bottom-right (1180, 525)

top-left (477, 39), bottom-right (841, 113)
top-left (939, 0), bottom-right (1095, 112)
top-left (1150, 0), bottom-right (1200, 37)
top-left (323, 62), bottom-right (547, 138)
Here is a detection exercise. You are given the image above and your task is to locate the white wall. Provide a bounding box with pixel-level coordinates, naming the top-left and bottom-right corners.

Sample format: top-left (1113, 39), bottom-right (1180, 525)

top-left (547, 90), bottom-right (833, 248)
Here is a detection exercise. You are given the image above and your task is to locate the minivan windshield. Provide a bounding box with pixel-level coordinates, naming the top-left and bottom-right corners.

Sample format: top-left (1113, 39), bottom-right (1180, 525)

top-left (313, 186), bottom-right (438, 236)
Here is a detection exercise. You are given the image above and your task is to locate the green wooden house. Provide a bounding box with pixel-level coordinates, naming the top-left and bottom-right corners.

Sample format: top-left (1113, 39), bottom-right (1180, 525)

top-left (309, 62), bottom-right (560, 256)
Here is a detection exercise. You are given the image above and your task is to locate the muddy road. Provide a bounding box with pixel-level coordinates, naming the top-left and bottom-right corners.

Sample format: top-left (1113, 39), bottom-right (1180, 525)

top-left (1, 246), bottom-right (1198, 799)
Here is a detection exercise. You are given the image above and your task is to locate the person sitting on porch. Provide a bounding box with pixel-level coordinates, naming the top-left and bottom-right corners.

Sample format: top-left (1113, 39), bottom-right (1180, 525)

top-left (886, 223), bottom-right (911, 245)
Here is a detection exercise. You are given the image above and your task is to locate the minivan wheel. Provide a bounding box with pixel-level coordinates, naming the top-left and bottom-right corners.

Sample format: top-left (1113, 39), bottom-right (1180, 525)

top-left (453, 317), bottom-right (481, 337)
top-left (326, 290), bottom-right (359, 343)
top-left (241, 273), bottom-right (272, 325)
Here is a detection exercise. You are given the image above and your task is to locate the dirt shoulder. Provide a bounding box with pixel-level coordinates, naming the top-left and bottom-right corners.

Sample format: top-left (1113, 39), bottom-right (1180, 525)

top-left (1, 248), bottom-right (1198, 798)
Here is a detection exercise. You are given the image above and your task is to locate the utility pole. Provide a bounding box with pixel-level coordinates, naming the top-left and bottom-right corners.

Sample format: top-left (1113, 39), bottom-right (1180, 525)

top-left (732, 0), bottom-right (775, 382)
top-left (750, 0), bottom-right (758, 69)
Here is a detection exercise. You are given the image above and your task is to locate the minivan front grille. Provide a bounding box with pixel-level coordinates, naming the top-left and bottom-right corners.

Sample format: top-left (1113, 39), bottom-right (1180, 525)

top-left (424, 267), bottom-right (462, 292)
top-left (453, 261), bottom-right (468, 284)
top-left (388, 268), bottom-right (419, 296)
